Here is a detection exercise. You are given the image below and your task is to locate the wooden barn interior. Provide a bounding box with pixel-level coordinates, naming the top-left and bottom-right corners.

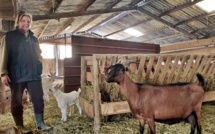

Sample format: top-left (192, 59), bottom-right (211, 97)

top-left (0, 0), bottom-right (215, 133)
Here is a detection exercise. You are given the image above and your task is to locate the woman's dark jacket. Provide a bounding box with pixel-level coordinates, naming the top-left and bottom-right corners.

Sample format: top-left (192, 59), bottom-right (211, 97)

top-left (5, 28), bottom-right (42, 83)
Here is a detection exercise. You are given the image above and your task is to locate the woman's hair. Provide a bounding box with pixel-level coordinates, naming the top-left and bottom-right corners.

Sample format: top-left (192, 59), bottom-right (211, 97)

top-left (15, 11), bottom-right (33, 27)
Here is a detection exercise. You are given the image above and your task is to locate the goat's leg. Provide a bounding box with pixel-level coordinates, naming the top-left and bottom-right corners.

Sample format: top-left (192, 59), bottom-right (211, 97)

top-left (75, 101), bottom-right (82, 115)
top-left (147, 118), bottom-right (155, 134)
top-left (194, 106), bottom-right (202, 134)
top-left (139, 119), bottom-right (145, 134)
top-left (186, 113), bottom-right (196, 134)
top-left (60, 107), bottom-right (67, 122)
top-left (196, 111), bottom-right (202, 134)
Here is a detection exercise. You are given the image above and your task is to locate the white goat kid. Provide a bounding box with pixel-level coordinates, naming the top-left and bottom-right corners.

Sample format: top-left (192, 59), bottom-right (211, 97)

top-left (25, 71), bottom-right (56, 103)
top-left (41, 71), bottom-right (56, 102)
top-left (50, 84), bottom-right (82, 122)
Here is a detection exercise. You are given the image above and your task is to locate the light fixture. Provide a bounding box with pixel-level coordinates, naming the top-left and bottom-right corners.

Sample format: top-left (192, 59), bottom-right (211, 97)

top-left (124, 28), bottom-right (143, 37)
top-left (196, 0), bottom-right (215, 12)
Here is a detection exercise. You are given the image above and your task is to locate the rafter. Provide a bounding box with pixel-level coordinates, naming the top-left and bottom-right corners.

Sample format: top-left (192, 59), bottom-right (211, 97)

top-left (12, 0), bottom-right (18, 18)
top-left (82, 0), bottom-right (96, 11)
top-left (72, 15), bottom-right (100, 33)
top-left (137, 7), bottom-right (197, 39)
top-left (174, 11), bottom-right (215, 27)
top-left (54, 18), bottom-right (75, 36)
top-left (191, 25), bottom-right (215, 34)
top-left (129, 0), bottom-right (143, 6)
top-left (145, 33), bottom-right (184, 43)
top-left (106, 0), bottom-right (122, 9)
top-left (73, 0), bottom-right (122, 34)
top-left (50, 0), bottom-right (63, 13)
top-left (38, 21), bottom-right (51, 38)
top-left (86, 0), bottom-right (154, 33)
top-left (39, 0), bottom-right (63, 38)
top-left (159, 0), bottom-right (203, 17)
top-left (33, 6), bottom-right (137, 21)
top-left (104, 18), bottom-right (153, 37)
top-left (87, 13), bottom-right (120, 31)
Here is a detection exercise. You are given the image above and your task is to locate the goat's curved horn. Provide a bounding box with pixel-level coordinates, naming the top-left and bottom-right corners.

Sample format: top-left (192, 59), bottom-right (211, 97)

top-left (121, 60), bottom-right (137, 66)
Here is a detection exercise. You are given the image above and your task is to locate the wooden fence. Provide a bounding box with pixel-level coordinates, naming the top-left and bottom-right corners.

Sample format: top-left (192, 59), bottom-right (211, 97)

top-left (80, 54), bottom-right (215, 130)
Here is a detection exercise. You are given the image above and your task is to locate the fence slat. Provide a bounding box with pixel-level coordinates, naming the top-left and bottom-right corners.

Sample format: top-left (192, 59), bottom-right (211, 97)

top-left (173, 56), bottom-right (187, 82)
top-left (181, 55), bottom-right (194, 82)
top-left (187, 55), bottom-right (202, 82)
top-left (152, 56), bottom-right (163, 83)
top-left (167, 56), bottom-right (180, 83)
top-left (136, 56), bottom-right (146, 82)
top-left (145, 56), bottom-right (155, 81)
top-left (159, 55), bottom-right (172, 84)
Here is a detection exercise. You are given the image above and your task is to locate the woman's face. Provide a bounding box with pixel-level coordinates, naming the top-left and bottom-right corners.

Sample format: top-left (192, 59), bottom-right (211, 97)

top-left (18, 16), bottom-right (31, 33)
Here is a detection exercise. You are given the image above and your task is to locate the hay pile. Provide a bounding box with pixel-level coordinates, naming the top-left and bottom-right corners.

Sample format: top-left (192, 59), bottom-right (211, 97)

top-left (0, 93), bottom-right (215, 133)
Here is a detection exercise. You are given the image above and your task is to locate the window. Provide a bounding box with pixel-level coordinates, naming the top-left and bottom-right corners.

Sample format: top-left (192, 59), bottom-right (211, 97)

top-left (40, 44), bottom-right (54, 59)
top-left (59, 45), bottom-right (72, 59)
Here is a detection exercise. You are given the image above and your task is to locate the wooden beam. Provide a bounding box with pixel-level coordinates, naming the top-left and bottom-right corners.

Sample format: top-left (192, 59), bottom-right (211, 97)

top-left (33, 6), bottom-right (137, 21)
top-left (54, 18), bottom-right (75, 36)
top-left (88, 0), bottom-right (154, 31)
top-left (138, 7), bottom-right (198, 39)
top-left (72, 15), bottom-right (100, 33)
top-left (49, 0), bottom-right (63, 13)
top-left (191, 25), bottom-right (215, 34)
top-left (11, 0), bottom-right (18, 18)
top-left (82, 0), bottom-right (96, 11)
top-left (87, 13), bottom-right (119, 31)
top-left (161, 46), bottom-right (215, 55)
top-left (129, 0), bottom-right (144, 6)
top-left (129, 0), bottom-right (155, 6)
top-left (161, 36), bottom-right (215, 52)
top-left (38, 21), bottom-right (51, 38)
top-left (104, 18), bottom-right (153, 37)
top-left (39, 37), bottom-right (71, 44)
top-left (74, 0), bottom-right (121, 34)
top-left (174, 11), bottom-right (215, 27)
top-left (106, 0), bottom-right (122, 9)
top-left (159, 0), bottom-right (203, 17)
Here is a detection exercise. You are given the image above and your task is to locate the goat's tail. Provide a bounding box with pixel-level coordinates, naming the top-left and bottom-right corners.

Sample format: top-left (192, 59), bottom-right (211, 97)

top-left (196, 73), bottom-right (206, 91)
top-left (77, 88), bottom-right (81, 94)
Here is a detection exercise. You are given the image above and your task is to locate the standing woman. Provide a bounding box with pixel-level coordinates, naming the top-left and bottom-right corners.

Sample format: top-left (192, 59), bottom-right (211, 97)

top-left (0, 11), bottom-right (52, 133)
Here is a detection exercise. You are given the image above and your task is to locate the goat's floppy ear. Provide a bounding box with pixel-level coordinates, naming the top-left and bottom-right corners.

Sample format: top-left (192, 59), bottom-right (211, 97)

top-left (54, 84), bottom-right (61, 89)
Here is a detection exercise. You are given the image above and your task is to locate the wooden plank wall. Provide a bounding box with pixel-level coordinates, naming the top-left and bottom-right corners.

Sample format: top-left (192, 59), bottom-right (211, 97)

top-left (161, 36), bottom-right (215, 55)
top-left (64, 35), bottom-right (160, 93)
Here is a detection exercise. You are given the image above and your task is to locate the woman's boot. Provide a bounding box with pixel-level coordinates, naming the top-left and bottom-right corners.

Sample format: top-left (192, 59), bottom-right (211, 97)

top-left (35, 113), bottom-right (53, 132)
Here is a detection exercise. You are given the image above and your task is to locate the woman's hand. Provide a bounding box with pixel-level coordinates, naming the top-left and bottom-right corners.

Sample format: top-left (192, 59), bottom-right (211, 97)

top-left (1, 74), bottom-right (11, 86)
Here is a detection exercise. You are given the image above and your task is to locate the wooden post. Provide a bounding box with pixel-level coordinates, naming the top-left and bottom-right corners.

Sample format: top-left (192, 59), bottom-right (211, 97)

top-left (0, 82), bottom-right (6, 113)
top-left (93, 54), bottom-right (100, 130)
top-left (81, 56), bottom-right (86, 88)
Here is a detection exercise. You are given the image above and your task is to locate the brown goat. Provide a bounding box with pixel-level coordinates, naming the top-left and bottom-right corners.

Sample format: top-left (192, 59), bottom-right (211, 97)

top-left (105, 63), bottom-right (206, 134)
